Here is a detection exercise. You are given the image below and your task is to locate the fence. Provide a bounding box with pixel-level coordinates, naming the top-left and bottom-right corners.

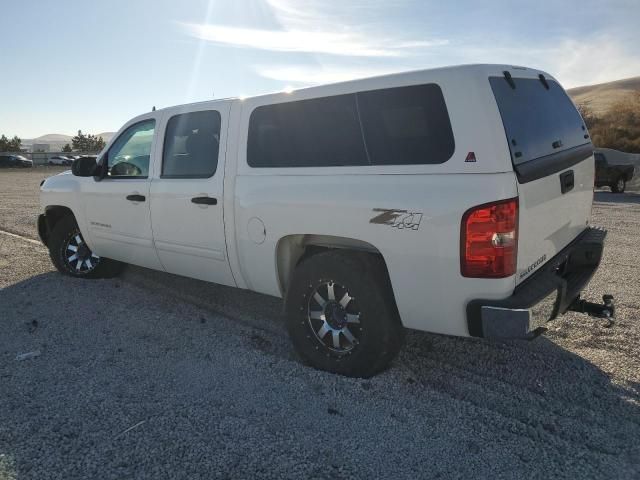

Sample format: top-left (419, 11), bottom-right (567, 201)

top-left (0, 151), bottom-right (101, 166)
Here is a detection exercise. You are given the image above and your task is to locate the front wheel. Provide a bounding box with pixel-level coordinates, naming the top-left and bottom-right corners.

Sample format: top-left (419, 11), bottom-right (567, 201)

top-left (285, 250), bottom-right (404, 378)
top-left (611, 177), bottom-right (626, 193)
top-left (48, 216), bottom-right (123, 278)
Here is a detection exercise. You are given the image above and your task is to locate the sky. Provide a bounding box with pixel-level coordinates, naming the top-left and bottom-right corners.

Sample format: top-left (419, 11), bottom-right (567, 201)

top-left (1, 0), bottom-right (639, 139)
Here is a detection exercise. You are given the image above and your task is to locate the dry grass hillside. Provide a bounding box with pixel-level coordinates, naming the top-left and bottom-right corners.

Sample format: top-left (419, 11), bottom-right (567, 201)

top-left (568, 76), bottom-right (640, 116)
top-left (568, 76), bottom-right (640, 154)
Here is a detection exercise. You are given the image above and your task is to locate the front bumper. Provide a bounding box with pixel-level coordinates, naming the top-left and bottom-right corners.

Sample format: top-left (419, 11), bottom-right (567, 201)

top-left (467, 227), bottom-right (607, 339)
top-left (37, 214), bottom-right (49, 247)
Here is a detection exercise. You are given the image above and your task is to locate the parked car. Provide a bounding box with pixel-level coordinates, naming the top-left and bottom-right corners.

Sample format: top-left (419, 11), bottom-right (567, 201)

top-left (48, 156), bottom-right (73, 166)
top-left (37, 64), bottom-right (614, 377)
top-left (594, 151), bottom-right (635, 193)
top-left (0, 154), bottom-right (32, 168)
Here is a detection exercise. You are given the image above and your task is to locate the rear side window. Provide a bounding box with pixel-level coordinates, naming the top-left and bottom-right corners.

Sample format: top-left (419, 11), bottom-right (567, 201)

top-left (490, 77), bottom-right (589, 165)
top-left (357, 84), bottom-right (454, 165)
top-left (247, 84), bottom-right (454, 168)
top-left (162, 110), bottom-right (221, 178)
top-left (248, 94), bottom-right (368, 168)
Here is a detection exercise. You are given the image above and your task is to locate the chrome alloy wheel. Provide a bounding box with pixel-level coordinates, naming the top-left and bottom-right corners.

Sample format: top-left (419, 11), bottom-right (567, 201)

top-left (616, 178), bottom-right (625, 191)
top-left (307, 281), bottom-right (362, 353)
top-left (65, 232), bottom-right (100, 274)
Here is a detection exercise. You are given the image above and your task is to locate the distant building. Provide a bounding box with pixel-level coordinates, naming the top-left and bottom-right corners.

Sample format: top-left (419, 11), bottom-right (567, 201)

top-left (32, 144), bottom-right (51, 165)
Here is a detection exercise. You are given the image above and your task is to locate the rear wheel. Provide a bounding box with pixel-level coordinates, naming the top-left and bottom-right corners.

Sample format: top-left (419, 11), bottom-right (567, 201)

top-left (611, 177), bottom-right (626, 193)
top-left (48, 216), bottom-right (123, 278)
top-left (285, 250), bottom-right (404, 378)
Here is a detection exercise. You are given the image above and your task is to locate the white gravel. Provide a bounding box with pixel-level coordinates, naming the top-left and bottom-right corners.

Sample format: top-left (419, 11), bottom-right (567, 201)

top-left (0, 188), bottom-right (639, 479)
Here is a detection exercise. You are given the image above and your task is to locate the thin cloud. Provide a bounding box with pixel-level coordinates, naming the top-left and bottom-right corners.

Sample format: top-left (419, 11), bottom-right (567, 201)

top-left (546, 36), bottom-right (640, 88)
top-left (256, 64), bottom-right (409, 84)
top-left (180, 22), bottom-right (446, 58)
top-left (180, 0), bottom-right (445, 58)
top-left (449, 35), bottom-right (640, 88)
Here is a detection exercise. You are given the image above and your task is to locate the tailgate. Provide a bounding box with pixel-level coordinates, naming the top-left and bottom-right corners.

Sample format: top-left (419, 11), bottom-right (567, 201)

top-left (489, 72), bottom-right (595, 285)
top-left (517, 156), bottom-right (593, 284)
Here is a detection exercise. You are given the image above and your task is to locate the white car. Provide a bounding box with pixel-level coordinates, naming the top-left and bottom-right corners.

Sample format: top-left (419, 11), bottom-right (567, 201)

top-left (48, 156), bottom-right (72, 166)
top-left (38, 64), bottom-right (613, 377)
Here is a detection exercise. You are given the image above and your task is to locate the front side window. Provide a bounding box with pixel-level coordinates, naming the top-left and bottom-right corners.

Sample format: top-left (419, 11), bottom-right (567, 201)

top-left (107, 119), bottom-right (155, 178)
top-left (162, 110), bottom-right (221, 178)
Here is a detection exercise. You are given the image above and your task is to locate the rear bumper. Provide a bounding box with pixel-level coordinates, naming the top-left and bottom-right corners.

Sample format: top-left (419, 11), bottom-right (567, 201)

top-left (467, 227), bottom-right (607, 339)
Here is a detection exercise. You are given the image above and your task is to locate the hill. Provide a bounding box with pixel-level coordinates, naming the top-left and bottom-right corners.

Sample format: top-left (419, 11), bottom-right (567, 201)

top-left (569, 76), bottom-right (640, 154)
top-left (568, 76), bottom-right (640, 116)
top-left (31, 133), bottom-right (73, 143)
top-left (21, 132), bottom-right (115, 151)
top-left (97, 132), bottom-right (115, 142)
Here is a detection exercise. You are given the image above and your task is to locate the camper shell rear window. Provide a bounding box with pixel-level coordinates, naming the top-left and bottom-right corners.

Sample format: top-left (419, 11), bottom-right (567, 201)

top-left (490, 76), bottom-right (593, 182)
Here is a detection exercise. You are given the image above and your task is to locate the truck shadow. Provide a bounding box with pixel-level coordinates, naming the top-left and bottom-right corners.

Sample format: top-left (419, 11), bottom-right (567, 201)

top-left (2, 269), bottom-right (639, 475)
top-left (594, 191), bottom-right (640, 204)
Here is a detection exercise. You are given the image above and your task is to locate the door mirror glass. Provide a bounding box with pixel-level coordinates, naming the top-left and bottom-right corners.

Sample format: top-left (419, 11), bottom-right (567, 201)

top-left (71, 156), bottom-right (98, 177)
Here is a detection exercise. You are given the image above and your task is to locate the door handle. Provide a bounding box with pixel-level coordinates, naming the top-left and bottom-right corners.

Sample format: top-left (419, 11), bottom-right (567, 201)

top-left (126, 194), bottom-right (146, 202)
top-left (560, 170), bottom-right (574, 194)
top-left (191, 196), bottom-right (218, 205)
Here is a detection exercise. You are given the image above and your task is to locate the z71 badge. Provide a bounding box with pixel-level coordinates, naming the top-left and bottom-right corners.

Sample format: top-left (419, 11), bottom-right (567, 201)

top-left (370, 209), bottom-right (423, 231)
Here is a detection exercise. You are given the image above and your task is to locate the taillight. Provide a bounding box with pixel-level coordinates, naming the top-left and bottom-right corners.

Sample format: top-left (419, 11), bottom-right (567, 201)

top-left (461, 198), bottom-right (518, 278)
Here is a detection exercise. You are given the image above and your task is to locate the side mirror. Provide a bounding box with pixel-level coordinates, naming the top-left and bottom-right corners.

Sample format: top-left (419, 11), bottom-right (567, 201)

top-left (71, 156), bottom-right (98, 177)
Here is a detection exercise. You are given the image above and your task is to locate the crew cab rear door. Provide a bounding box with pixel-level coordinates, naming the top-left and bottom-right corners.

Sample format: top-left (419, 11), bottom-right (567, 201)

top-left (148, 101), bottom-right (236, 287)
top-left (490, 74), bottom-right (594, 285)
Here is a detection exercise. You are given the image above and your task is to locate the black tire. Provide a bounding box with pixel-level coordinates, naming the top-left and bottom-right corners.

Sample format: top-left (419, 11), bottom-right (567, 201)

top-left (285, 250), bottom-right (404, 378)
top-left (611, 177), bottom-right (626, 193)
top-left (48, 215), bottom-right (124, 279)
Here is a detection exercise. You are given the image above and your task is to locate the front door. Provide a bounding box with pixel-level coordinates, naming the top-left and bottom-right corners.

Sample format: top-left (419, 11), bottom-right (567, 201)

top-left (81, 117), bottom-right (163, 270)
top-left (149, 104), bottom-right (236, 286)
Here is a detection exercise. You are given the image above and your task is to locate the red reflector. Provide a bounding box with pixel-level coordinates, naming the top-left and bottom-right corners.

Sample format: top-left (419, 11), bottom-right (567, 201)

top-left (465, 152), bottom-right (477, 162)
top-left (461, 198), bottom-right (518, 278)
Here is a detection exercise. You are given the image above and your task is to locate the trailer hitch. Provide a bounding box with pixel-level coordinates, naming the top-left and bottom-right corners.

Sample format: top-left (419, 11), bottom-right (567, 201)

top-left (568, 295), bottom-right (615, 327)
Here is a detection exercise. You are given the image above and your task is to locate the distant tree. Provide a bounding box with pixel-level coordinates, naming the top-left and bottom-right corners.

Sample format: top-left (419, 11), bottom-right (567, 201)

top-left (72, 130), bottom-right (88, 152)
top-left (72, 130), bottom-right (105, 152)
top-left (92, 135), bottom-right (106, 151)
top-left (62, 143), bottom-right (73, 153)
top-left (0, 134), bottom-right (22, 152)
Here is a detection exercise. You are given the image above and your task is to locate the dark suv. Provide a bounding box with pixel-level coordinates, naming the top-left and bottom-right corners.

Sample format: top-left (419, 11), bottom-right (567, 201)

top-left (0, 154), bottom-right (33, 168)
top-left (594, 151), bottom-right (635, 193)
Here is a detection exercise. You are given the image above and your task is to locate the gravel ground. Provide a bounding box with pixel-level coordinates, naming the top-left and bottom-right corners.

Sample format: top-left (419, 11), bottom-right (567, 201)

top-left (0, 166), bottom-right (67, 239)
top-left (0, 170), bottom-right (639, 479)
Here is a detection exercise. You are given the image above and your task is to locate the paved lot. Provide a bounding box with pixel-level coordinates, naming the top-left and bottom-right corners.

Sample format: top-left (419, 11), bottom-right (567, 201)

top-left (0, 168), bottom-right (639, 479)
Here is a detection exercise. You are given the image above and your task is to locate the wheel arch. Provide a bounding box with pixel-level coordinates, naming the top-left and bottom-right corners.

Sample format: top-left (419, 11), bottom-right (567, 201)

top-left (40, 205), bottom-right (76, 245)
top-left (275, 234), bottom-right (392, 296)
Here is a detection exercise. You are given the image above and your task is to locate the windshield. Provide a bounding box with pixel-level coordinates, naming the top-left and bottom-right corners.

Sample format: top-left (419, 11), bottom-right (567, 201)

top-left (490, 76), bottom-right (589, 165)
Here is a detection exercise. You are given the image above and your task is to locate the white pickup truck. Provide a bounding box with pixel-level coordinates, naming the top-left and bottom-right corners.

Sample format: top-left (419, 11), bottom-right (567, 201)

top-left (38, 64), bottom-right (614, 377)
